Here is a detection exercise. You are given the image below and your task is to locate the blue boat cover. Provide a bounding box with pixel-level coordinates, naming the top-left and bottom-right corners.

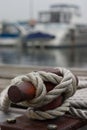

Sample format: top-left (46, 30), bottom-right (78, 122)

top-left (25, 31), bottom-right (55, 40)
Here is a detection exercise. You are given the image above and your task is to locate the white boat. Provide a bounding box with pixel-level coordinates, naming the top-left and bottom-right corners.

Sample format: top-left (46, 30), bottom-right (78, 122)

top-left (26, 4), bottom-right (87, 48)
top-left (0, 22), bottom-right (20, 46)
top-left (0, 22), bottom-right (32, 46)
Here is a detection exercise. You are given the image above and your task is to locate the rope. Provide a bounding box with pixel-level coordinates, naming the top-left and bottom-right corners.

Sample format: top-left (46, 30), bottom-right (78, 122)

top-left (0, 86), bottom-right (11, 111)
top-left (0, 67), bottom-right (87, 120)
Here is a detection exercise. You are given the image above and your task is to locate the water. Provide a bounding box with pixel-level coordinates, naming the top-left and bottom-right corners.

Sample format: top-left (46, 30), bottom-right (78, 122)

top-left (0, 46), bottom-right (87, 68)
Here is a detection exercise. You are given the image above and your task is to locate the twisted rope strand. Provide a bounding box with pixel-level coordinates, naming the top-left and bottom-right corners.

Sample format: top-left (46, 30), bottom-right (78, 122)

top-left (0, 85), bottom-right (11, 111)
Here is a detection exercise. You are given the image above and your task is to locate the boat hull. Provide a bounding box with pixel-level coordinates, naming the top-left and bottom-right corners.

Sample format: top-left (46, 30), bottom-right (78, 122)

top-left (26, 26), bottom-right (87, 48)
top-left (0, 38), bottom-right (19, 46)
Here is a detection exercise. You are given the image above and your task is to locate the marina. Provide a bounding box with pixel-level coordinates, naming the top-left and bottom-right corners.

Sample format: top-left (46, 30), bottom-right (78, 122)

top-left (0, 4), bottom-right (87, 48)
top-left (0, 1), bottom-right (87, 130)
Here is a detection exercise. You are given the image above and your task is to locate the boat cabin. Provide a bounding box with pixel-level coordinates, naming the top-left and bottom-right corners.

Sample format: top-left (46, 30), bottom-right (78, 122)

top-left (38, 4), bottom-right (80, 24)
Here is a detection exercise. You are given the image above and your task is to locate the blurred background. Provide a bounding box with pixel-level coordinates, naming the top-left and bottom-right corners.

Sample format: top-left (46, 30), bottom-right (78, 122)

top-left (0, 0), bottom-right (87, 68)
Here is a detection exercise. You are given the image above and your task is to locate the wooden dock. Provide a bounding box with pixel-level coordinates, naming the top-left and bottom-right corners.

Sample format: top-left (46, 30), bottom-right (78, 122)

top-left (0, 64), bottom-right (87, 92)
top-left (0, 65), bottom-right (87, 130)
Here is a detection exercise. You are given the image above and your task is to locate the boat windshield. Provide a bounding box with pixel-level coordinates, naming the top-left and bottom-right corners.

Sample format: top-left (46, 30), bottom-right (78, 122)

top-left (39, 11), bottom-right (72, 24)
top-left (0, 23), bottom-right (19, 34)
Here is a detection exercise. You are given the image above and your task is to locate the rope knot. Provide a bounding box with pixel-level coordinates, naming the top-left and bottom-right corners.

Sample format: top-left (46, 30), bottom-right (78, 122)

top-left (0, 67), bottom-right (78, 120)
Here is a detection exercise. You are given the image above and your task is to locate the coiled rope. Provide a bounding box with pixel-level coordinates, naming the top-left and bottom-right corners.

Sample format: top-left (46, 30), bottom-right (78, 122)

top-left (0, 67), bottom-right (87, 120)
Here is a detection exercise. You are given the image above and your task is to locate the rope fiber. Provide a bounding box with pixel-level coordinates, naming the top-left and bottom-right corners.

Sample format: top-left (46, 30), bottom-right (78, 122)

top-left (0, 67), bottom-right (87, 120)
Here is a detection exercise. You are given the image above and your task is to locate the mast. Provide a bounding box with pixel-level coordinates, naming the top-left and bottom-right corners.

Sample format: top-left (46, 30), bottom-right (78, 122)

top-left (29, 0), bottom-right (34, 20)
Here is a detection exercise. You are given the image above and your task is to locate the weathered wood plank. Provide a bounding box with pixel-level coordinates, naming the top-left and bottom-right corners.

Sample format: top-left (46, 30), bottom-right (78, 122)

top-left (0, 65), bottom-right (87, 92)
top-left (0, 65), bottom-right (87, 78)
